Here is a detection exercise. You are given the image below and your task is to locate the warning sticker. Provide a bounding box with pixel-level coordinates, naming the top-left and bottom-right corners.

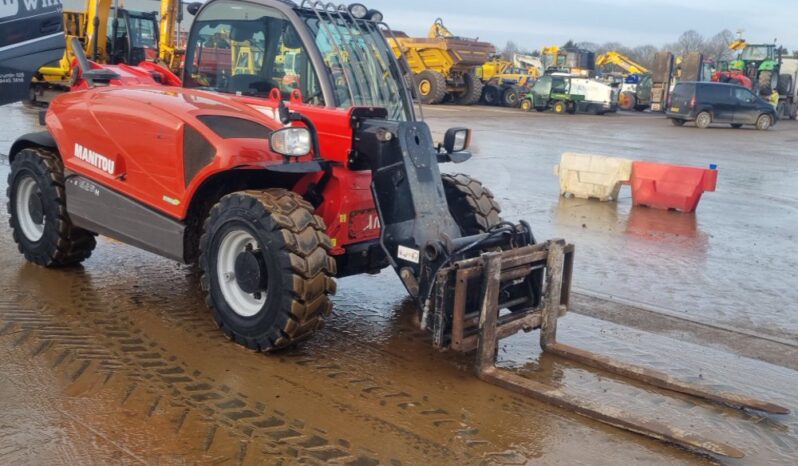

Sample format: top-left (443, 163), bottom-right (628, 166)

top-left (397, 245), bottom-right (419, 264)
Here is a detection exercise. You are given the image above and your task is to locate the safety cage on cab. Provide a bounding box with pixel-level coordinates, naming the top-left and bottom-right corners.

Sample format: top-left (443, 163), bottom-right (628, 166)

top-left (183, 0), bottom-right (416, 121)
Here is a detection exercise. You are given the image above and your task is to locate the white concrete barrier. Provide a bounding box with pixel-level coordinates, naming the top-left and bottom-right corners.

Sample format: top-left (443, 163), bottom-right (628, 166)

top-left (553, 152), bottom-right (633, 201)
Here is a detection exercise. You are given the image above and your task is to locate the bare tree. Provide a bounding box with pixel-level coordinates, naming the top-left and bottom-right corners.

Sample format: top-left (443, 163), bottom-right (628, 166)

top-left (576, 41), bottom-right (600, 53)
top-left (705, 29), bottom-right (735, 63)
top-left (501, 41), bottom-right (519, 60)
top-left (673, 30), bottom-right (705, 57)
top-left (631, 45), bottom-right (659, 69)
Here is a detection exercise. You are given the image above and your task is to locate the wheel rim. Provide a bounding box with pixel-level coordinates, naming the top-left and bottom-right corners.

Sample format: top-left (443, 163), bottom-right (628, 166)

top-left (217, 229), bottom-right (267, 317)
top-left (521, 100), bottom-right (530, 110)
top-left (759, 116), bottom-right (770, 129)
top-left (555, 103), bottom-right (564, 113)
top-left (15, 176), bottom-right (45, 242)
top-left (419, 79), bottom-right (431, 96)
top-left (697, 113), bottom-right (710, 127)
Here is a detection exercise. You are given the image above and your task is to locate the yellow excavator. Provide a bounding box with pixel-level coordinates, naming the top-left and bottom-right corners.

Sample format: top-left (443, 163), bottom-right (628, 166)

top-left (595, 50), bottom-right (652, 111)
top-left (29, 0), bottom-right (185, 104)
top-left (596, 50), bottom-right (649, 74)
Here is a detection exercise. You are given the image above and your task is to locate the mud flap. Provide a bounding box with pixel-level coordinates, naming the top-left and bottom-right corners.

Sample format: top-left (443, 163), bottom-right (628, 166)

top-left (436, 240), bottom-right (788, 459)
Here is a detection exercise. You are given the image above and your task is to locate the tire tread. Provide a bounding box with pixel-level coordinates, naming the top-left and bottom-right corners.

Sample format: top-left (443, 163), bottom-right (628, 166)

top-left (199, 189), bottom-right (335, 351)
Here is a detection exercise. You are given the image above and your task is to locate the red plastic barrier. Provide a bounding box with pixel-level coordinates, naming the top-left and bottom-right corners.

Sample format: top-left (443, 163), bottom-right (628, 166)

top-left (630, 162), bottom-right (718, 213)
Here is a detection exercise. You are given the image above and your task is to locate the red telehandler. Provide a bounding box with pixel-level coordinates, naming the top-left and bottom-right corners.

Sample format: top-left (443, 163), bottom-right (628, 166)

top-left (4, 0), bottom-right (787, 458)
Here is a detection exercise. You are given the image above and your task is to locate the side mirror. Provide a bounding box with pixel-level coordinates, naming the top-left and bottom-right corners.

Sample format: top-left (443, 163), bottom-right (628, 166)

top-left (443, 127), bottom-right (471, 153)
top-left (186, 2), bottom-right (202, 16)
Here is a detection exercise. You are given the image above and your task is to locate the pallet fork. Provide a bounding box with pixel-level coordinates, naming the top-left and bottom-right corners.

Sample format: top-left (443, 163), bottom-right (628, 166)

top-left (355, 115), bottom-right (787, 459)
top-left (433, 239), bottom-right (789, 459)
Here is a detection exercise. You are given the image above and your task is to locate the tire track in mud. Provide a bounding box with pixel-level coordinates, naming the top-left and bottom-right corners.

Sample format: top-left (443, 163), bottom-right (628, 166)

top-left (103, 275), bottom-right (537, 461)
top-left (17, 259), bottom-right (544, 465)
top-left (0, 292), bottom-right (387, 465)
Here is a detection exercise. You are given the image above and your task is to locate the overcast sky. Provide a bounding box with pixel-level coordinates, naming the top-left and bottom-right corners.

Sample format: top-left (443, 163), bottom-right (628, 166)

top-left (365, 0), bottom-right (797, 52)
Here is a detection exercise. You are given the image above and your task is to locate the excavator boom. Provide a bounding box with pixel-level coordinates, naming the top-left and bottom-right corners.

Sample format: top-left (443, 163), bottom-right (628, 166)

top-left (596, 50), bottom-right (649, 74)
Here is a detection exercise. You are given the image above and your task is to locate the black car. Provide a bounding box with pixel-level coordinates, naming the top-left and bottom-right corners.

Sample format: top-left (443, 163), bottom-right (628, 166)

top-left (666, 81), bottom-right (777, 130)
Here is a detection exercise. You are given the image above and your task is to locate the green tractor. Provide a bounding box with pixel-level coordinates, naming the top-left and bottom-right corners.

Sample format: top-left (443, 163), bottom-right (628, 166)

top-left (722, 43), bottom-right (786, 96)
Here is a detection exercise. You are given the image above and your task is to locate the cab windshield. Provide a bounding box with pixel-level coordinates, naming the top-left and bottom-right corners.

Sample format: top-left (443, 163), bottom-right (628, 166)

top-left (300, 9), bottom-right (413, 121)
top-left (740, 46), bottom-right (771, 61)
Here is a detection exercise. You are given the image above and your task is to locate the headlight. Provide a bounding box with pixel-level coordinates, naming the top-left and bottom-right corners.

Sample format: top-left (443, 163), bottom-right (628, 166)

top-left (348, 3), bottom-right (368, 18)
top-left (270, 127), bottom-right (311, 157)
top-left (443, 127), bottom-right (471, 153)
top-left (368, 9), bottom-right (383, 22)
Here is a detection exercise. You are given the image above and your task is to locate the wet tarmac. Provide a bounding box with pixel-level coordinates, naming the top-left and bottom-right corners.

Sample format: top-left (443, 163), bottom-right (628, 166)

top-left (1, 102), bottom-right (797, 465)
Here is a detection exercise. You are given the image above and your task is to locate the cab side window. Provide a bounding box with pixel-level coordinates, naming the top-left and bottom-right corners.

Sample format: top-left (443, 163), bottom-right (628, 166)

top-left (185, 1), bottom-right (324, 105)
top-left (734, 88), bottom-right (755, 103)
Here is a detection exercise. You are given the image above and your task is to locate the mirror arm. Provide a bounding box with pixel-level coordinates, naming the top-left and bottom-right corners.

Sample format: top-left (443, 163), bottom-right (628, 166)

top-left (277, 100), bottom-right (322, 162)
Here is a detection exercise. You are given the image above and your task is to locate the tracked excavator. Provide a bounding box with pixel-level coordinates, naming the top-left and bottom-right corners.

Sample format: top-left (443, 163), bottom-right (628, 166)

top-left (3, 1), bottom-right (788, 459)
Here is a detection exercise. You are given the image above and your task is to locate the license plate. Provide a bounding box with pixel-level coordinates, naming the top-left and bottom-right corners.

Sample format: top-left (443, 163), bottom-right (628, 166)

top-left (670, 106), bottom-right (680, 112)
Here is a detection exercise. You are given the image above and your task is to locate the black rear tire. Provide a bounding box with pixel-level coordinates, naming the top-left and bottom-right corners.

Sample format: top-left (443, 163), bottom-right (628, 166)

top-left (454, 72), bottom-right (483, 105)
top-left (777, 74), bottom-right (792, 95)
top-left (758, 71), bottom-right (775, 96)
top-left (199, 189), bottom-right (336, 351)
top-left (482, 84), bottom-right (501, 105)
top-left (7, 147), bottom-right (96, 267)
top-left (695, 111), bottom-right (712, 129)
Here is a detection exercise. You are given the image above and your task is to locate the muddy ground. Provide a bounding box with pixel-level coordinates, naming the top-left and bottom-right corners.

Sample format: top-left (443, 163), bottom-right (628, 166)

top-left (0, 102), bottom-right (796, 465)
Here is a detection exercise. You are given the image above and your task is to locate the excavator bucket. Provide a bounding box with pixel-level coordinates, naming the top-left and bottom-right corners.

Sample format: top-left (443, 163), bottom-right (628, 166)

top-left (434, 240), bottom-right (789, 459)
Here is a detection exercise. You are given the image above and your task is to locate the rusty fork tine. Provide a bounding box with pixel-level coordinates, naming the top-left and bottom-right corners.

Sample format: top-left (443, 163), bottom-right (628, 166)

top-left (464, 240), bottom-right (790, 459)
top-left (478, 366), bottom-right (745, 459)
top-left (544, 342), bottom-right (790, 415)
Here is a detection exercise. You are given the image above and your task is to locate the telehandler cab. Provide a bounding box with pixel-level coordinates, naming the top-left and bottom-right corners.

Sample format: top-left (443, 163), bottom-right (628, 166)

top-left (6, 0), bottom-right (787, 458)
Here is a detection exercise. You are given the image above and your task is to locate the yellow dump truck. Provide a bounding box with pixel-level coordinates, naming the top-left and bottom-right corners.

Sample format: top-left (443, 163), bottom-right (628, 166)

top-left (388, 18), bottom-right (495, 105)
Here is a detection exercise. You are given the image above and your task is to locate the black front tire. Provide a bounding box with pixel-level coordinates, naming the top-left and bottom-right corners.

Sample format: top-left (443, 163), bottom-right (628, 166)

top-left (415, 70), bottom-right (447, 105)
top-left (441, 173), bottom-right (501, 235)
top-left (7, 147), bottom-right (96, 267)
top-left (199, 189), bottom-right (336, 351)
top-left (755, 114), bottom-right (773, 131)
top-left (501, 86), bottom-right (520, 107)
top-left (441, 174), bottom-right (541, 311)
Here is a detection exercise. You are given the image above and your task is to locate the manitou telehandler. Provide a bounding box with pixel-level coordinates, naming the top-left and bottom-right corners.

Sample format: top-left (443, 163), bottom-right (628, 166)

top-left (4, 0), bottom-right (787, 458)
